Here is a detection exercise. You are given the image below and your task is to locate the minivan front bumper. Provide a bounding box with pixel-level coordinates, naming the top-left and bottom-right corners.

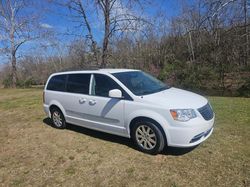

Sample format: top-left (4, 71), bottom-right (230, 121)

top-left (166, 117), bottom-right (214, 148)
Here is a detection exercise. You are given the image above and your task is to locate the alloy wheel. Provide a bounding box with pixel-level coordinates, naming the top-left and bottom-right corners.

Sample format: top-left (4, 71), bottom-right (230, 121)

top-left (135, 125), bottom-right (157, 150)
top-left (52, 111), bottom-right (63, 127)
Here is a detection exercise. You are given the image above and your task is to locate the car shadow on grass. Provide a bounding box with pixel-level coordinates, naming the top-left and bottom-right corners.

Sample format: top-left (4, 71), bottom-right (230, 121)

top-left (43, 117), bottom-right (198, 156)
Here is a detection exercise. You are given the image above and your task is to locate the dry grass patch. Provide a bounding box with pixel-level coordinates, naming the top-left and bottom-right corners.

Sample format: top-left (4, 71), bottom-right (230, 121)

top-left (0, 89), bottom-right (249, 186)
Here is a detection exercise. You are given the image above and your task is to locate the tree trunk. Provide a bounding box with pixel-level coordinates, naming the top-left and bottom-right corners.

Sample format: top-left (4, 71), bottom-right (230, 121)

top-left (101, 0), bottom-right (110, 68)
top-left (244, 0), bottom-right (249, 66)
top-left (77, 1), bottom-right (99, 66)
top-left (92, 41), bottom-right (99, 66)
top-left (188, 30), bottom-right (195, 63)
top-left (10, 37), bottom-right (17, 88)
top-left (10, 4), bottom-right (17, 88)
top-left (10, 25), bottom-right (17, 88)
top-left (11, 51), bottom-right (17, 88)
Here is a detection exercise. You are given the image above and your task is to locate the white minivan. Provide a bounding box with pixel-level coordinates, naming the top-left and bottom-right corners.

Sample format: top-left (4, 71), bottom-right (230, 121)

top-left (43, 69), bottom-right (214, 154)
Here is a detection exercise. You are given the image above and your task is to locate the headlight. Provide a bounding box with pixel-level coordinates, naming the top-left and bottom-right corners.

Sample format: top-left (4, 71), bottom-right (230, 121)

top-left (170, 109), bottom-right (197, 122)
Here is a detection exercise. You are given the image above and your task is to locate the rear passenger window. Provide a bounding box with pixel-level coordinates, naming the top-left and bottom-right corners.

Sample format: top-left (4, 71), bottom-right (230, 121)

top-left (47, 75), bottom-right (66, 91)
top-left (66, 74), bottom-right (90, 94)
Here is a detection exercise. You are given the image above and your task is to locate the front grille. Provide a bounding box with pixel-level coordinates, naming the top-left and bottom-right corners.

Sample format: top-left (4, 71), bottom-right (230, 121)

top-left (198, 103), bottom-right (214, 121)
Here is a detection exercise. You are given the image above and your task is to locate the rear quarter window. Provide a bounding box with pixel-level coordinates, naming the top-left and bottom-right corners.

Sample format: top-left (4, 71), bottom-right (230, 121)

top-left (46, 74), bottom-right (67, 91)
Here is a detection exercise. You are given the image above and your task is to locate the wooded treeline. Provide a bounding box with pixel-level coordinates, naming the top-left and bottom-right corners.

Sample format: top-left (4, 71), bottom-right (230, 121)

top-left (0, 0), bottom-right (249, 96)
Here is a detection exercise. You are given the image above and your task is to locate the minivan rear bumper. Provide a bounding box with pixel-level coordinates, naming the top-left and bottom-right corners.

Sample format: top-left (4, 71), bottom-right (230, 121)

top-left (166, 117), bottom-right (214, 147)
top-left (43, 104), bottom-right (51, 118)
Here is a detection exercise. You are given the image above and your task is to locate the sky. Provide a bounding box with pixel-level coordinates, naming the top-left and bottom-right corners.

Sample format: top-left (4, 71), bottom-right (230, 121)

top-left (0, 0), bottom-right (184, 66)
top-left (42, 0), bottom-right (182, 41)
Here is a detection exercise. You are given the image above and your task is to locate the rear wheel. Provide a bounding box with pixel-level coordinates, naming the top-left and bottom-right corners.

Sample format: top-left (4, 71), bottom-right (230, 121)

top-left (131, 121), bottom-right (165, 154)
top-left (51, 107), bottom-right (66, 129)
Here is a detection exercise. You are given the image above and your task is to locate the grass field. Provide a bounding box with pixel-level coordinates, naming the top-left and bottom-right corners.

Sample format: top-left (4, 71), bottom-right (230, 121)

top-left (0, 88), bottom-right (249, 187)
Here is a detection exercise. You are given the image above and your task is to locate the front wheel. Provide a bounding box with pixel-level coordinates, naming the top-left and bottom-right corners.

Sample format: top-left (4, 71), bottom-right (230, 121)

top-left (131, 121), bottom-right (166, 155)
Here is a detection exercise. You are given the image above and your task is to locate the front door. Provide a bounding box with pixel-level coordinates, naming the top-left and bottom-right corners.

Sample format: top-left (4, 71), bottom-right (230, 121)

top-left (84, 73), bottom-right (127, 137)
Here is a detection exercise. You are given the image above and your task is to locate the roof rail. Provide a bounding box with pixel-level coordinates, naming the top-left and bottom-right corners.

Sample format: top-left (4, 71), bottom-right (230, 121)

top-left (59, 65), bottom-right (99, 72)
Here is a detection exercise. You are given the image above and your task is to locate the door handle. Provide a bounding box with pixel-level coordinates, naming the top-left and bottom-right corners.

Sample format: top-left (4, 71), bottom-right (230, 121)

top-left (89, 100), bottom-right (96, 105)
top-left (79, 98), bottom-right (86, 104)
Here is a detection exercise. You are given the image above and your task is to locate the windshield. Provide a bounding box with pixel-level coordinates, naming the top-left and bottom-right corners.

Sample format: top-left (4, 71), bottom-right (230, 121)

top-left (112, 71), bottom-right (170, 96)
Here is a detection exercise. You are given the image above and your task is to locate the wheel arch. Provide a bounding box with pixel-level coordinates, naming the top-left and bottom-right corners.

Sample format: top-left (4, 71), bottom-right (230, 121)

top-left (50, 104), bottom-right (61, 113)
top-left (129, 116), bottom-right (168, 145)
top-left (48, 101), bottom-right (66, 118)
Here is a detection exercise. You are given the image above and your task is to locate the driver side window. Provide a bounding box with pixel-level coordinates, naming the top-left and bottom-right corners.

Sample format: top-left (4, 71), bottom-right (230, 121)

top-left (91, 74), bottom-right (122, 97)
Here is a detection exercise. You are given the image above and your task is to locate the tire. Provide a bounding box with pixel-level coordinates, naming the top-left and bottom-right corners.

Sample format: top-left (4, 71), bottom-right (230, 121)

top-left (131, 120), bottom-right (166, 155)
top-left (50, 107), bottom-right (66, 129)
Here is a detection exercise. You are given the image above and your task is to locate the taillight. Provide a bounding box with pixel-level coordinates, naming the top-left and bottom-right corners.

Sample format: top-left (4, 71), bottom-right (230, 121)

top-left (43, 91), bottom-right (45, 103)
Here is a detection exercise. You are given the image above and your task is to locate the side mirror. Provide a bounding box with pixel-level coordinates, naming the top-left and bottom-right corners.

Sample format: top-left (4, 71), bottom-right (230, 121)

top-left (109, 89), bottom-right (123, 99)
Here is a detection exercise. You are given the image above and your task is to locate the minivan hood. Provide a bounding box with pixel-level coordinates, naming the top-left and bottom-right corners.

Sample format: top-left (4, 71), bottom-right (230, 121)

top-left (142, 87), bottom-right (207, 109)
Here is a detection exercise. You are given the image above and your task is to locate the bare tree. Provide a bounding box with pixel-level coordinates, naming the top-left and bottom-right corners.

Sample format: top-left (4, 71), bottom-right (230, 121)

top-left (96, 0), bottom-right (148, 67)
top-left (66, 0), bottom-right (100, 65)
top-left (58, 0), bottom-right (148, 68)
top-left (97, 0), bottom-right (112, 68)
top-left (0, 0), bottom-right (49, 87)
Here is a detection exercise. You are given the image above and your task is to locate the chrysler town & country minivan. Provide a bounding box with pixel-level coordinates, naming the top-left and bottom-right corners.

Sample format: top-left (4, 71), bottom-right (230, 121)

top-left (43, 69), bottom-right (214, 154)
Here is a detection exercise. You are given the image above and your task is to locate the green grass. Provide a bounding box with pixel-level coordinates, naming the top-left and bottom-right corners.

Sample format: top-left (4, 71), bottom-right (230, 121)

top-left (0, 88), bottom-right (249, 186)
